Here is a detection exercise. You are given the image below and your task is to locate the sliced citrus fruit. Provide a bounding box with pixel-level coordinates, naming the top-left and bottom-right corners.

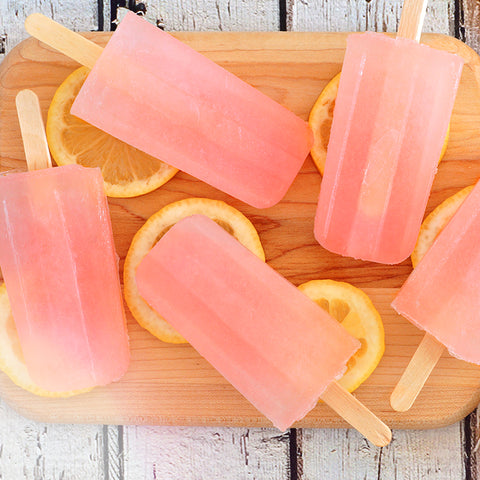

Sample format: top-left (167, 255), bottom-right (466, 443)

top-left (308, 73), bottom-right (341, 175)
top-left (411, 185), bottom-right (474, 267)
top-left (46, 66), bottom-right (178, 197)
top-left (124, 198), bottom-right (265, 343)
top-left (298, 279), bottom-right (384, 393)
top-left (0, 283), bottom-right (91, 397)
top-left (308, 73), bottom-right (450, 175)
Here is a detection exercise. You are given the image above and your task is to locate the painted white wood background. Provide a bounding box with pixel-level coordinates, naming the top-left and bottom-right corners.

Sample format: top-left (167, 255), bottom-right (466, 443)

top-left (0, 0), bottom-right (478, 478)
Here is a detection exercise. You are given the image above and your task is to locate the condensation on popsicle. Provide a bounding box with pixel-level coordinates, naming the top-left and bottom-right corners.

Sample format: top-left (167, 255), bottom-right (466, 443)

top-left (392, 179), bottom-right (480, 365)
top-left (70, 11), bottom-right (313, 209)
top-left (135, 214), bottom-right (360, 431)
top-left (0, 165), bottom-right (130, 392)
top-left (315, 32), bottom-right (464, 264)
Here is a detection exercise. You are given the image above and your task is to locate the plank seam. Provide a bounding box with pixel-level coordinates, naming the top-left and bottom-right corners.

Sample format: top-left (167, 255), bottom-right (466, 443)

top-left (289, 429), bottom-right (297, 480)
top-left (279, 0), bottom-right (287, 31)
top-left (289, 429), bottom-right (304, 480)
top-left (0, 34), bottom-right (6, 55)
top-left (98, 0), bottom-right (104, 31)
top-left (111, 0), bottom-right (120, 30)
top-left (455, 0), bottom-right (465, 42)
top-left (465, 415), bottom-right (474, 480)
top-left (376, 444), bottom-right (384, 480)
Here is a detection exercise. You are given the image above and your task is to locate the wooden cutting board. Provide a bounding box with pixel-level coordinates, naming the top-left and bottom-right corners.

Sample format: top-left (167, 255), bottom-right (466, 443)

top-left (1, 31), bottom-right (480, 429)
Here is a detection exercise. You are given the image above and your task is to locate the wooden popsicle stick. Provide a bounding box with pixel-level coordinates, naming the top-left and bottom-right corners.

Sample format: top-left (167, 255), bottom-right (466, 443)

top-left (397, 0), bottom-right (429, 42)
top-left (15, 89), bottom-right (52, 171)
top-left (390, 333), bottom-right (445, 412)
top-left (24, 13), bottom-right (102, 69)
top-left (391, 0), bottom-right (441, 412)
top-left (321, 380), bottom-right (392, 447)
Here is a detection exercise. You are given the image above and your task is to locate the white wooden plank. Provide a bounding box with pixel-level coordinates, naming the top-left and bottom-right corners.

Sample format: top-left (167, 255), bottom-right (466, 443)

top-left (0, 398), bottom-right (106, 479)
top-left (100, 0), bottom-right (111, 31)
top-left (299, 424), bottom-right (464, 479)
top-left (105, 425), bottom-right (124, 480)
top-left (0, 0), bottom-right (101, 62)
top-left (122, 426), bottom-right (290, 479)
top-left (287, 0), bottom-right (454, 35)
top-left (462, 0), bottom-right (480, 53)
top-left (113, 0), bottom-right (280, 31)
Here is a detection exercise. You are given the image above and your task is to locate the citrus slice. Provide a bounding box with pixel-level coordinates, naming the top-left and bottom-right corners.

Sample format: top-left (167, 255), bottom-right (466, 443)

top-left (308, 73), bottom-right (341, 175)
top-left (46, 66), bottom-right (178, 197)
top-left (298, 279), bottom-right (384, 393)
top-left (0, 283), bottom-right (91, 397)
top-left (124, 198), bottom-right (265, 343)
top-left (411, 185), bottom-right (474, 267)
top-left (308, 73), bottom-right (450, 175)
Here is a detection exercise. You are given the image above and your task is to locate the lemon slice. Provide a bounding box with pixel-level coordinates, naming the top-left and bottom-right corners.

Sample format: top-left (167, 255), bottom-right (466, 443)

top-left (412, 185), bottom-right (474, 267)
top-left (308, 73), bottom-right (341, 175)
top-left (0, 284), bottom-right (91, 397)
top-left (46, 66), bottom-right (178, 197)
top-left (308, 73), bottom-right (450, 175)
top-left (124, 198), bottom-right (265, 343)
top-left (298, 279), bottom-right (384, 393)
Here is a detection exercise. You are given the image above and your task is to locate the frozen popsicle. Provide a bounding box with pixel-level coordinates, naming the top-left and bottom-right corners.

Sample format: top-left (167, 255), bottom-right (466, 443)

top-left (135, 214), bottom-right (391, 445)
top-left (314, 0), bottom-right (464, 264)
top-left (390, 179), bottom-right (480, 411)
top-left (24, 12), bottom-right (313, 209)
top-left (0, 90), bottom-right (130, 392)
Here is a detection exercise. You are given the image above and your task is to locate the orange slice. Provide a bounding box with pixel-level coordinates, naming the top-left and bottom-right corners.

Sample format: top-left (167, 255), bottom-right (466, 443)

top-left (124, 198), bottom-right (265, 343)
top-left (46, 66), bottom-right (178, 197)
top-left (308, 73), bottom-right (450, 175)
top-left (298, 279), bottom-right (384, 393)
top-left (0, 283), bottom-right (91, 397)
top-left (411, 185), bottom-right (474, 267)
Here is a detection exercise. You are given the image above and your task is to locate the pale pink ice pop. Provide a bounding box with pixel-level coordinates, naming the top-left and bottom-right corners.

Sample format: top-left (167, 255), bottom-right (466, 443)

top-left (315, 32), bottom-right (464, 264)
top-left (0, 165), bottom-right (130, 391)
top-left (392, 179), bottom-right (480, 364)
top-left (69, 12), bottom-right (312, 208)
top-left (135, 214), bottom-right (359, 431)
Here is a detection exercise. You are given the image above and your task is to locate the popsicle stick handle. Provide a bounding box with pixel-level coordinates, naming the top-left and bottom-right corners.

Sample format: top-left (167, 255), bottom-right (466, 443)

top-left (321, 381), bottom-right (392, 447)
top-left (390, 333), bottom-right (445, 412)
top-left (397, 0), bottom-right (428, 42)
top-left (25, 13), bottom-right (102, 69)
top-left (15, 90), bottom-right (52, 171)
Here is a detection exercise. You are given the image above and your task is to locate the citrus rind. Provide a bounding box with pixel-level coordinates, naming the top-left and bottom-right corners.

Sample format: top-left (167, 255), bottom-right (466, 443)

top-left (308, 73), bottom-right (450, 176)
top-left (124, 198), bottom-right (265, 344)
top-left (411, 185), bottom-right (474, 267)
top-left (0, 283), bottom-right (92, 397)
top-left (46, 66), bottom-right (178, 198)
top-left (299, 279), bottom-right (384, 393)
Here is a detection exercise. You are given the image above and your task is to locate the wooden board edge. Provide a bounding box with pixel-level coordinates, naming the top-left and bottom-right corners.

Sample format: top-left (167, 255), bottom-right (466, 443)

top-left (390, 390), bottom-right (480, 430)
top-left (1, 370), bottom-right (479, 430)
top-left (3, 31), bottom-right (480, 66)
top-left (1, 32), bottom-right (480, 430)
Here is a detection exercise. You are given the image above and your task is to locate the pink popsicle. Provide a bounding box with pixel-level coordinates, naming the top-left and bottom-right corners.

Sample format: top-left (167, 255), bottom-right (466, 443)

top-left (392, 179), bottom-right (480, 364)
top-left (315, 32), bottom-right (464, 264)
top-left (70, 12), bottom-right (312, 208)
top-left (135, 214), bottom-right (359, 431)
top-left (0, 165), bottom-right (130, 391)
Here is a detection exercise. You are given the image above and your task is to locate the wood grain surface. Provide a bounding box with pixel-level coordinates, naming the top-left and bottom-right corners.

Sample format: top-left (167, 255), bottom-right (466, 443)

top-left (286, 0), bottom-right (454, 35)
top-left (130, 0), bottom-right (280, 31)
top-left (1, 1), bottom-right (479, 479)
top-left (1, 31), bottom-right (480, 431)
top-left (299, 424), bottom-right (465, 478)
